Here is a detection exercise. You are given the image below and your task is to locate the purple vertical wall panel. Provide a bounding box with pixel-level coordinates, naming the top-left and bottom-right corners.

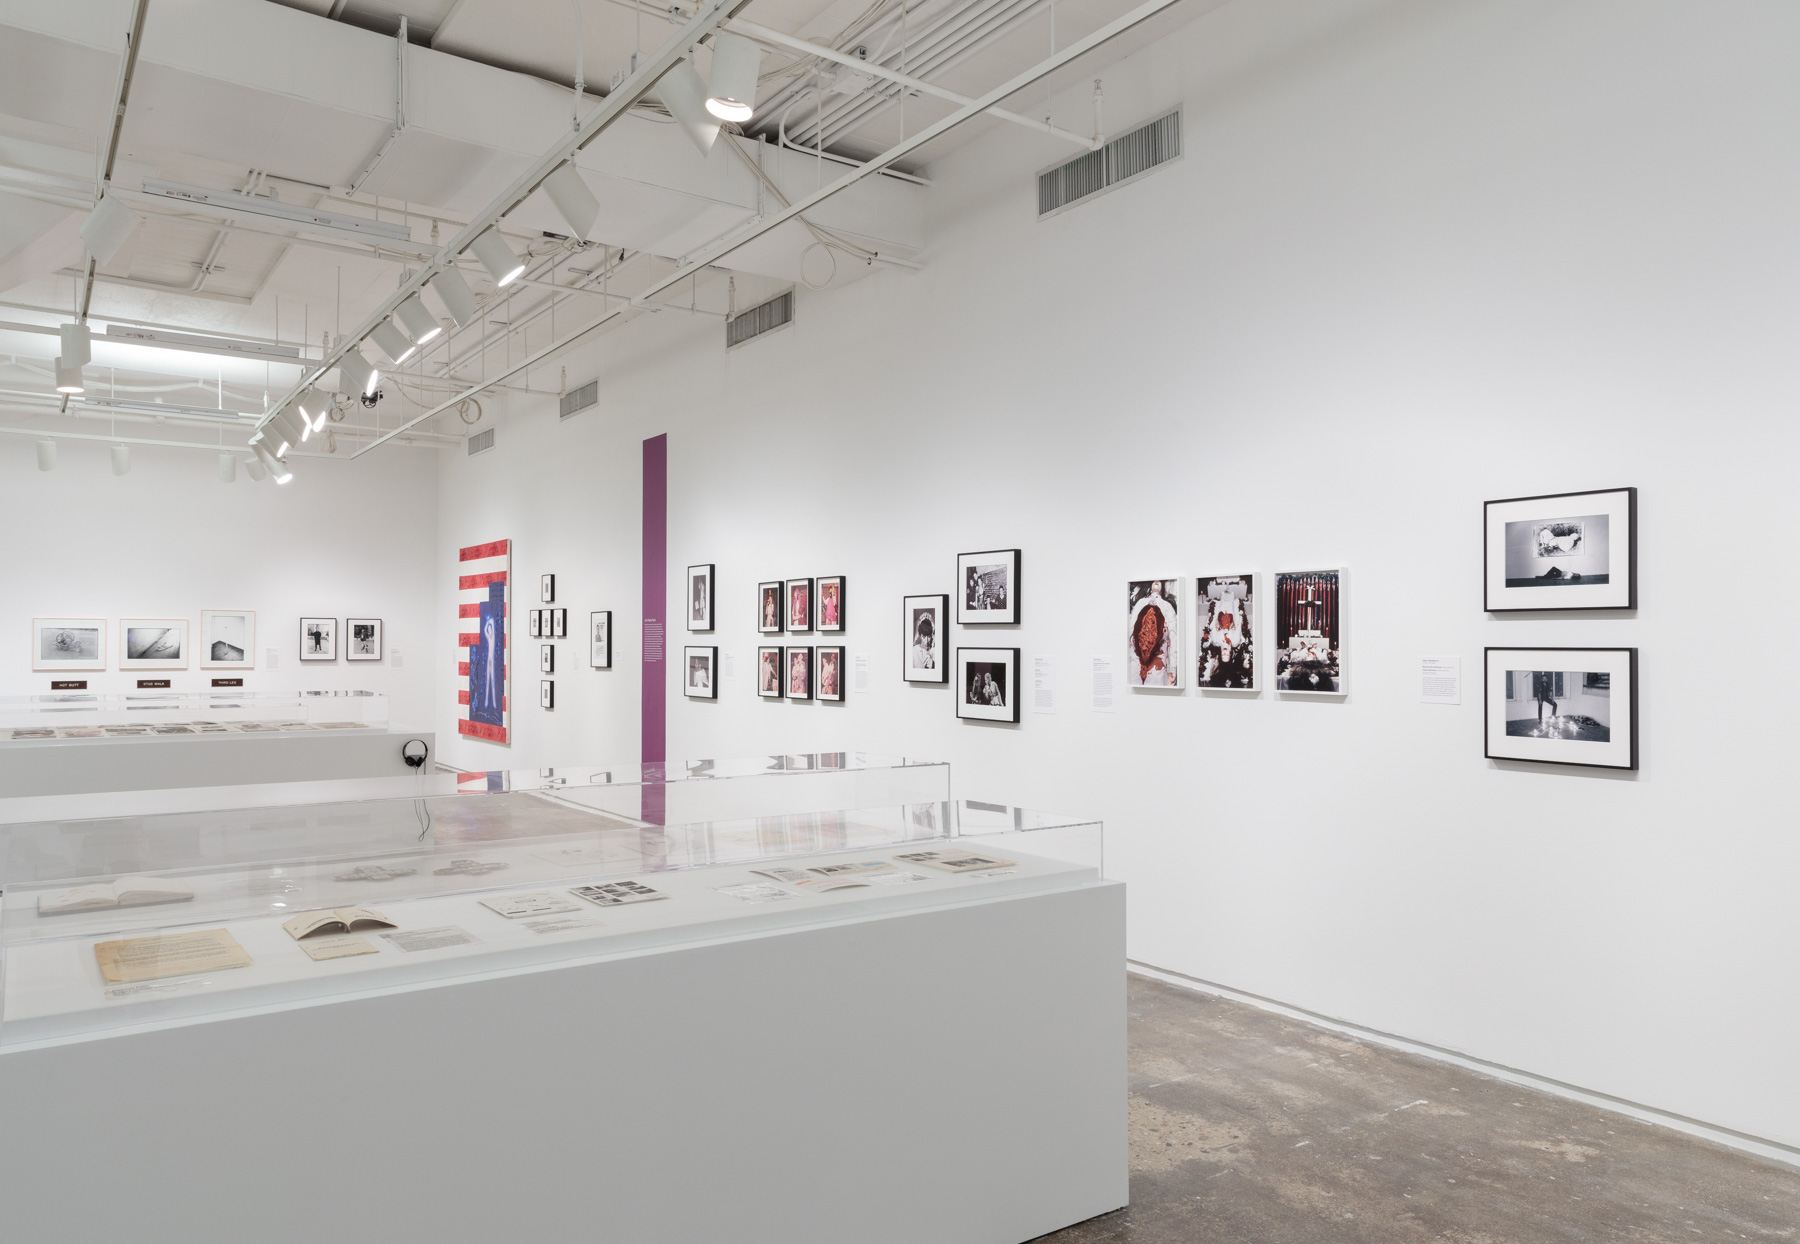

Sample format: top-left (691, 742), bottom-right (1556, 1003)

top-left (642, 434), bottom-right (668, 823)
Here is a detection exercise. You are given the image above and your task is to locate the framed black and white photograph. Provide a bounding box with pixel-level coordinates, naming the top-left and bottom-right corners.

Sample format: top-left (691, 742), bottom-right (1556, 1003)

top-left (757, 645), bottom-right (784, 698)
top-left (1197, 576), bottom-right (1255, 690)
top-left (33, 617), bottom-right (106, 672)
top-left (903, 594), bottom-right (948, 683)
top-left (958, 549), bottom-right (1020, 624)
top-left (684, 646), bottom-right (717, 699)
top-left (758, 581), bottom-right (784, 634)
top-left (199, 610), bottom-right (255, 669)
top-left (541, 573), bottom-right (556, 603)
top-left (1484, 487), bottom-right (1636, 611)
top-left (1273, 570), bottom-right (1344, 695)
top-left (120, 618), bottom-right (189, 670)
top-left (551, 608), bottom-right (567, 639)
top-left (786, 578), bottom-right (814, 632)
top-left (1126, 579), bottom-right (1181, 688)
top-left (785, 645), bottom-right (813, 699)
top-left (688, 564), bottom-right (714, 632)
top-left (540, 643), bottom-right (555, 674)
top-left (816, 646), bottom-right (845, 701)
top-left (1485, 647), bottom-right (1638, 770)
top-left (540, 679), bottom-right (554, 710)
top-left (590, 611), bottom-right (612, 669)
top-left (529, 609), bottom-right (542, 638)
top-left (347, 617), bottom-right (382, 661)
top-left (816, 576), bottom-right (845, 632)
top-left (956, 646), bottom-right (1020, 723)
top-left (298, 617), bottom-right (336, 662)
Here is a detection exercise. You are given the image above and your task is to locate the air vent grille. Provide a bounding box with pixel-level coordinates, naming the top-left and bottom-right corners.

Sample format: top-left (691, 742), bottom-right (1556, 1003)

top-left (1038, 108), bottom-right (1182, 218)
top-left (726, 291), bottom-right (793, 349)
top-left (467, 428), bottom-right (495, 455)
top-left (559, 380), bottom-right (597, 420)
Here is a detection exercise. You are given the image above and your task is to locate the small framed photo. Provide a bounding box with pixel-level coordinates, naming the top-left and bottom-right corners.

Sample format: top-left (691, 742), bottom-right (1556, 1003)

top-left (590, 611), bottom-right (612, 669)
top-left (957, 646), bottom-right (1020, 723)
top-left (1485, 647), bottom-right (1638, 770)
top-left (120, 618), bottom-right (190, 670)
top-left (551, 609), bottom-right (567, 639)
top-left (1273, 570), bottom-right (1344, 695)
top-left (1197, 576), bottom-right (1255, 690)
top-left (785, 645), bottom-right (813, 699)
top-left (816, 646), bottom-right (845, 701)
top-left (298, 617), bottom-right (336, 662)
top-left (902, 594), bottom-right (948, 683)
top-left (541, 573), bottom-right (556, 604)
top-left (199, 610), bottom-right (255, 669)
top-left (529, 610), bottom-right (542, 638)
top-left (684, 646), bottom-right (718, 699)
top-left (1126, 579), bottom-right (1182, 688)
top-left (540, 679), bottom-right (554, 710)
top-left (346, 618), bottom-right (382, 661)
top-left (758, 581), bottom-right (785, 634)
top-left (540, 643), bottom-right (555, 674)
top-left (958, 549), bottom-right (1020, 624)
top-left (816, 576), bottom-right (846, 632)
top-left (757, 645), bottom-right (784, 697)
top-left (34, 617), bottom-right (107, 671)
top-left (1485, 487), bottom-right (1636, 611)
top-left (786, 578), bottom-right (814, 632)
top-left (688, 564), bottom-right (714, 632)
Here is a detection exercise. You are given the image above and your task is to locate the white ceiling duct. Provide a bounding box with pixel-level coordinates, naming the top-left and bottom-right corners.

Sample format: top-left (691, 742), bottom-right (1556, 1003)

top-left (659, 62), bottom-right (721, 158)
top-left (543, 164), bottom-right (600, 242)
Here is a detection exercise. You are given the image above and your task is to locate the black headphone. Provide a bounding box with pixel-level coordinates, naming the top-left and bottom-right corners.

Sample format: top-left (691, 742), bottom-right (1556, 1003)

top-left (402, 738), bottom-right (430, 770)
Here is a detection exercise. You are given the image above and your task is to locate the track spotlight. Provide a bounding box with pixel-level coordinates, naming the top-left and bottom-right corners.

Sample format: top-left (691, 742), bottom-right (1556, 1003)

top-left (660, 61), bottom-right (721, 157)
top-left (543, 164), bottom-right (600, 242)
top-left (111, 444), bottom-right (130, 476)
top-left (254, 441), bottom-right (292, 484)
top-left (252, 407), bottom-right (301, 459)
top-left (244, 454), bottom-right (267, 482)
top-left (395, 294), bottom-right (442, 345)
top-left (370, 319), bottom-right (416, 365)
top-left (469, 228), bottom-right (525, 288)
top-left (60, 322), bottom-right (92, 367)
top-left (218, 452), bottom-right (236, 483)
top-left (335, 347), bottom-right (379, 398)
top-left (705, 33), bottom-right (761, 123)
top-left (430, 266), bottom-right (479, 327)
top-left (297, 389), bottom-right (330, 433)
top-left (54, 358), bottom-right (85, 394)
top-left (79, 195), bottom-right (143, 266)
top-left (36, 439), bottom-right (56, 471)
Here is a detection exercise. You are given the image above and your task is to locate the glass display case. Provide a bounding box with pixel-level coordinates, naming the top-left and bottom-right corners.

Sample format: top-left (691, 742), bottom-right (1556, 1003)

top-left (0, 690), bottom-right (390, 741)
top-left (0, 755), bottom-right (1103, 1047)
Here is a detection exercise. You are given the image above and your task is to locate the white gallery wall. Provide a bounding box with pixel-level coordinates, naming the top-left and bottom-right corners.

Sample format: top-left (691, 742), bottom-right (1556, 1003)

top-left (0, 436), bottom-right (440, 729)
top-left (436, 0), bottom-right (1800, 1151)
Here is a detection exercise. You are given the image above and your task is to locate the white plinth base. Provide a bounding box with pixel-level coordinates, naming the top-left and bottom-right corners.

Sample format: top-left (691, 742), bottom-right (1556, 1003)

top-left (0, 729), bottom-right (435, 797)
top-left (0, 880), bottom-right (1126, 1244)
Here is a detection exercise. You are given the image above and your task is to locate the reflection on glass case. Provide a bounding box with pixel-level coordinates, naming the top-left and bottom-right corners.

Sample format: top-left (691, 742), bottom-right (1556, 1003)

top-left (0, 690), bottom-right (390, 742)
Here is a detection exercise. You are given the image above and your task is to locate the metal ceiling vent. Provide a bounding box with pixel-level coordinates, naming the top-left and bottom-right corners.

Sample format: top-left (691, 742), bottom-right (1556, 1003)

top-left (1038, 108), bottom-right (1182, 218)
top-left (727, 291), bottom-right (793, 349)
top-left (560, 380), bottom-right (598, 420)
top-left (467, 428), bottom-right (495, 456)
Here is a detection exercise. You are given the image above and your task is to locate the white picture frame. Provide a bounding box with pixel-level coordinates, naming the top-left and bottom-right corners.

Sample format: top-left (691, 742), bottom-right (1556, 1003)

top-left (1126, 578), bottom-right (1182, 688)
top-left (298, 617), bottom-right (337, 662)
top-left (32, 617), bottom-right (106, 671)
top-left (120, 618), bottom-right (189, 670)
top-left (346, 617), bottom-right (383, 661)
top-left (199, 610), bottom-right (255, 669)
top-left (902, 594), bottom-right (948, 684)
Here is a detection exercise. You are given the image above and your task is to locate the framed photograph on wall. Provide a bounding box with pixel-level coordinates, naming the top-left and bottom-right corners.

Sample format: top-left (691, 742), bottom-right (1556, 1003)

top-left (1272, 570), bottom-right (1344, 695)
top-left (684, 646), bottom-right (718, 699)
top-left (688, 564), bottom-right (714, 632)
top-left (541, 573), bottom-right (556, 604)
top-left (540, 643), bottom-right (555, 675)
top-left (786, 578), bottom-right (814, 632)
top-left (33, 618), bottom-right (107, 672)
top-left (1485, 647), bottom-right (1638, 770)
top-left (529, 610), bottom-right (542, 638)
top-left (1196, 576), bottom-right (1255, 690)
top-left (121, 618), bottom-right (189, 670)
top-left (758, 581), bottom-right (784, 634)
top-left (347, 618), bottom-right (382, 661)
top-left (816, 646), bottom-right (845, 701)
top-left (956, 646), bottom-right (1020, 723)
top-left (540, 680), bottom-right (554, 709)
top-left (1126, 579), bottom-right (1181, 688)
top-left (816, 576), bottom-right (846, 632)
top-left (902, 594), bottom-right (948, 684)
top-left (785, 645), bottom-right (813, 700)
top-left (298, 618), bottom-right (336, 662)
top-left (199, 610), bottom-right (255, 669)
top-left (757, 645), bottom-right (784, 698)
top-left (958, 549), bottom-right (1020, 624)
top-left (1485, 487), bottom-right (1636, 611)
top-left (551, 609), bottom-right (567, 639)
top-left (590, 611), bottom-right (612, 669)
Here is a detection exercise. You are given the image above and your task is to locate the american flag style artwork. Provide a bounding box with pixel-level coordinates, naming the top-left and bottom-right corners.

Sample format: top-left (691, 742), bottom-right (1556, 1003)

top-left (458, 539), bottom-right (511, 744)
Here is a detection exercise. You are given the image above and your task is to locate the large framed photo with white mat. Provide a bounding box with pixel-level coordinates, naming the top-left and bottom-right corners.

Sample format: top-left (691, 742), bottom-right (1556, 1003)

top-left (1484, 647), bottom-right (1638, 770)
top-left (121, 618), bottom-right (189, 670)
top-left (590, 611), bottom-right (612, 669)
top-left (956, 646), bottom-right (1019, 723)
top-left (958, 549), bottom-right (1019, 624)
top-left (902, 594), bottom-right (948, 683)
top-left (200, 610), bottom-right (255, 669)
top-left (684, 646), bottom-right (717, 699)
top-left (33, 618), bottom-right (106, 671)
top-left (347, 618), bottom-right (382, 661)
top-left (298, 617), bottom-right (336, 662)
top-left (687, 564), bottom-right (714, 632)
top-left (1484, 487), bottom-right (1636, 611)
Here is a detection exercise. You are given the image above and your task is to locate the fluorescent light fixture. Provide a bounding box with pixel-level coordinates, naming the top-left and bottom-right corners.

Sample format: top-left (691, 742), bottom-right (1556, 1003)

top-left (395, 294), bottom-right (442, 345)
top-left (704, 33), bottom-right (761, 123)
top-left (54, 359), bottom-right (85, 394)
top-left (36, 439), bottom-right (55, 471)
top-left (80, 196), bottom-right (143, 266)
top-left (141, 178), bottom-right (414, 242)
top-left (369, 319), bottom-right (416, 365)
top-left (244, 454), bottom-right (266, 482)
top-left (254, 441), bottom-right (292, 484)
top-left (218, 452), bottom-right (236, 483)
top-left (543, 164), bottom-right (600, 242)
top-left (111, 444), bottom-right (131, 476)
top-left (430, 267), bottom-right (479, 327)
top-left (469, 228), bottom-right (525, 287)
top-left (59, 323), bottom-right (91, 367)
top-left (103, 324), bottom-right (300, 362)
top-left (75, 396), bottom-right (254, 422)
top-left (335, 347), bottom-right (379, 397)
top-left (660, 62), bottom-right (721, 157)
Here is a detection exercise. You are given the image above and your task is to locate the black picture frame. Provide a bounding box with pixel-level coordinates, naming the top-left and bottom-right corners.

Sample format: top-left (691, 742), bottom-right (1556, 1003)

top-left (551, 608), bottom-right (567, 639)
top-left (528, 610), bottom-right (542, 638)
top-left (785, 578), bottom-right (814, 633)
top-left (956, 646), bottom-right (1020, 723)
top-left (757, 582), bottom-right (785, 634)
top-left (816, 576), bottom-right (846, 633)
top-left (957, 549), bottom-right (1020, 625)
top-left (688, 564), bottom-right (715, 632)
top-left (1483, 647), bottom-right (1638, 770)
top-left (541, 573), bottom-right (556, 604)
top-left (756, 645), bottom-right (784, 697)
top-left (589, 611), bottom-right (612, 669)
top-left (540, 679), bottom-right (554, 710)
top-left (784, 645), bottom-right (813, 700)
top-left (540, 643), bottom-right (554, 674)
top-left (1484, 487), bottom-right (1637, 612)
top-left (816, 646), bottom-right (845, 701)
top-left (346, 617), bottom-right (383, 661)
top-left (683, 646), bottom-right (718, 699)
top-left (902, 594), bottom-right (949, 684)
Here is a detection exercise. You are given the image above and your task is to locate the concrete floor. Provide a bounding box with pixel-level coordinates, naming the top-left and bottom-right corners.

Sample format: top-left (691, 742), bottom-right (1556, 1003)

top-left (1042, 975), bottom-right (1799, 1243)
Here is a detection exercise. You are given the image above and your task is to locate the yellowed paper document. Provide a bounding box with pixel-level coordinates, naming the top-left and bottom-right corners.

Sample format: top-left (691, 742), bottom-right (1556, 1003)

top-left (299, 935), bottom-right (379, 962)
top-left (94, 928), bottom-right (252, 984)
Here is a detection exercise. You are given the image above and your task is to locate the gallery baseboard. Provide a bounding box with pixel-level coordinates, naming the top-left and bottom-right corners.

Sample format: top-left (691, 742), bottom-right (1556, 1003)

top-left (1126, 960), bottom-right (1800, 1171)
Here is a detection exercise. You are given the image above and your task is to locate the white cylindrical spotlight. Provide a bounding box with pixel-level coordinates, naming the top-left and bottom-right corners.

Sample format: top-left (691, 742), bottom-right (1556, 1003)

top-left (369, 319), bottom-right (415, 365)
top-left (218, 452), bottom-right (236, 483)
top-left (336, 347), bottom-right (379, 397)
top-left (469, 228), bottom-right (525, 287)
top-left (395, 294), bottom-right (442, 345)
top-left (430, 267), bottom-right (479, 327)
top-left (111, 444), bottom-right (130, 476)
top-left (297, 389), bottom-right (329, 433)
top-left (36, 439), bottom-right (56, 471)
top-left (254, 441), bottom-right (292, 484)
top-left (60, 322), bottom-right (92, 367)
top-left (660, 61), bottom-right (721, 157)
top-left (705, 33), bottom-right (761, 123)
top-left (255, 408), bottom-right (301, 458)
top-left (80, 196), bottom-right (143, 266)
top-left (543, 164), bottom-right (600, 242)
top-left (244, 454), bottom-right (267, 482)
top-left (54, 359), bottom-right (85, 394)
